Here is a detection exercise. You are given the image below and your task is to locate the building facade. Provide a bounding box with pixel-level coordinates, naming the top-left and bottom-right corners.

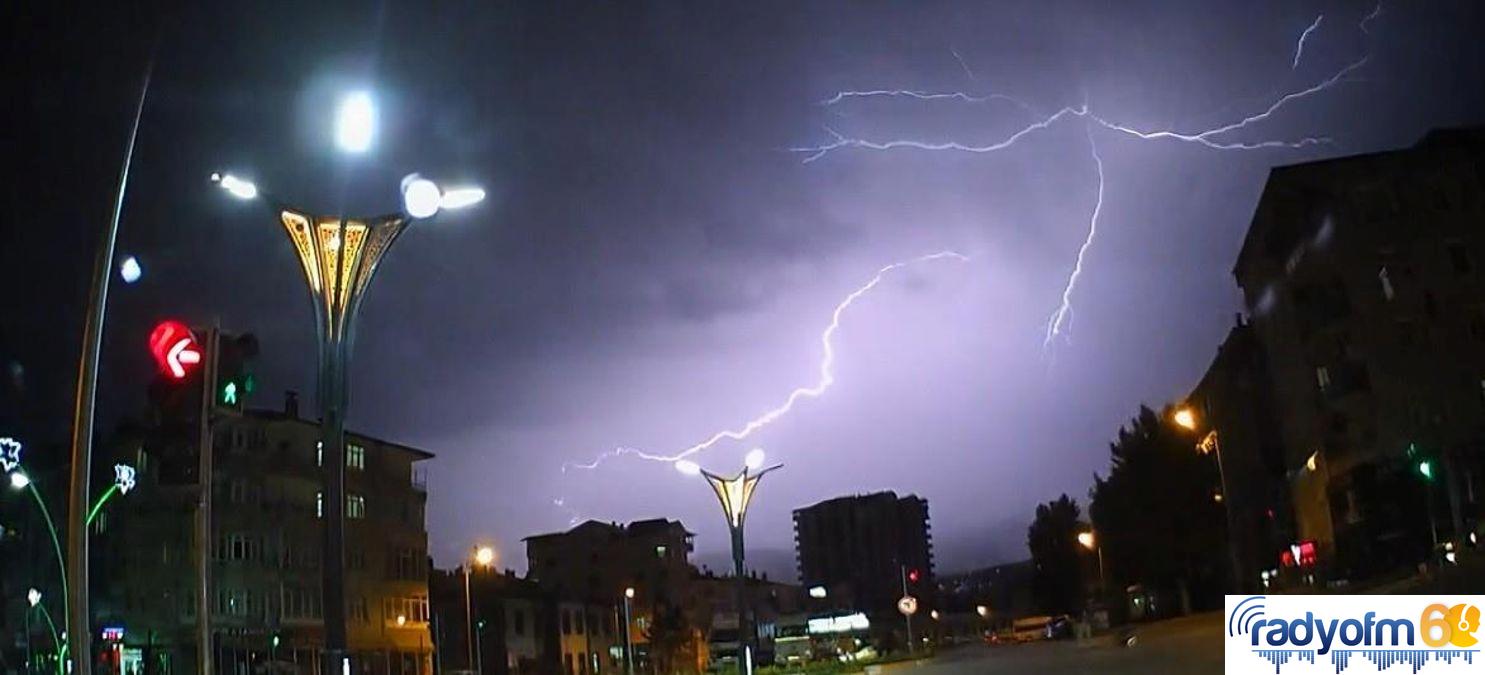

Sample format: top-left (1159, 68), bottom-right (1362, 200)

top-left (105, 392), bottom-right (435, 675)
top-left (1232, 128), bottom-right (1485, 581)
top-left (1181, 319), bottom-right (1295, 590)
top-left (792, 492), bottom-right (934, 618)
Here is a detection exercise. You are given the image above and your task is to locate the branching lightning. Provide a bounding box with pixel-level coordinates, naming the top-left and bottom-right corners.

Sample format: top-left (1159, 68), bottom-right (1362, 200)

top-left (796, 44), bottom-right (1370, 349)
top-left (820, 89), bottom-right (1035, 115)
top-left (1361, 2), bottom-right (1382, 34)
top-left (950, 46), bottom-right (977, 82)
top-left (1044, 124), bottom-right (1105, 347)
top-left (563, 251), bottom-right (969, 473)
top-left (1293, 15), bottom-right (1324, 69)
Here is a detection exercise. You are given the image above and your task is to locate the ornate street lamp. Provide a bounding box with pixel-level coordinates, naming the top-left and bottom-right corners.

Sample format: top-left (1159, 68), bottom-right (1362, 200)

top-left (675, 449), bottom-right (779, 675)
top-left (212, 165), bottom-right (483, 674)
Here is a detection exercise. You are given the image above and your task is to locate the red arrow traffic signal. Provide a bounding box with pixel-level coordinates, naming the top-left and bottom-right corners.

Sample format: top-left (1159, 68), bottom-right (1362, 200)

top-left (149, 320), bottom-right (202, 379)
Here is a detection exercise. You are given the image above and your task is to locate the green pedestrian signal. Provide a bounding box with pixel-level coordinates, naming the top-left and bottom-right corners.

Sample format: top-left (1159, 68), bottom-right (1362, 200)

top-left (222, 381), bottom-right (238, 406)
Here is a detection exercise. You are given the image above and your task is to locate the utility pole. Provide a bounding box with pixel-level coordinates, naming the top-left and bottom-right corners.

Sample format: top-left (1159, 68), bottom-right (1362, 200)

top-left (196, 327), bottom-right (219, 675)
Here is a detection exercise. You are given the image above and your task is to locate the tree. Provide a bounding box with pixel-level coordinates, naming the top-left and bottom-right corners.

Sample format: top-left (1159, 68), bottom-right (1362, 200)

top-left (1089, 405), bottom-right (1226, 612)
top-left (644, 603), bottom-right (700, 675)
top-left (1026, 494), bottom-right (1085, 614)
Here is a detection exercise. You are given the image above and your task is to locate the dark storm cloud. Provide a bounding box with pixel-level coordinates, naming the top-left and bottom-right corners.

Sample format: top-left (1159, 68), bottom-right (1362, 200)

top-left (4, 0), bottom-right (1483, 573)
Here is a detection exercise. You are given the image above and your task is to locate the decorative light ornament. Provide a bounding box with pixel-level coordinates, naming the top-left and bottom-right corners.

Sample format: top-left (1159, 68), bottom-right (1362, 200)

top-left (0, 437), bottom-right (20, 472)
top-left (114, 464), bottom-right (136, 495)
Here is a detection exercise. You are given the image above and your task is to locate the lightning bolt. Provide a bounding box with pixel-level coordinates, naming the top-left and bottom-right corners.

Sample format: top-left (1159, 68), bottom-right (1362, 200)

top-left (820, 89), bottom-right (1035, 114)
top-left (950, 46), bottom-right (977, 82)
top-left (796, 48), bottom-right (1369, 347)
top-left (1361, 2), bottom-right (1382, 34)
top-left (1293, 15), bottom-right (1324, 69)
top-left (1045, 124), bottom-right (1105, 347)
top-left (563, 251), bottom-right (969, 472)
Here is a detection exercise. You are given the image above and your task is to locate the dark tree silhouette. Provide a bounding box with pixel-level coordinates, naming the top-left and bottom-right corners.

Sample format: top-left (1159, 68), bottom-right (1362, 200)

top-left (1027, 494), bottom-right (1085, 614)
top-left (1089, 405), bottom-right (1227, 613)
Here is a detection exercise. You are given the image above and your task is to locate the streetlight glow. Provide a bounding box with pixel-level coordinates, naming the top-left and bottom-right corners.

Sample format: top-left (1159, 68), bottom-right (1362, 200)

top-left (401, 174), bottom-right (442, 218)
top-left (1173, 407), bottom-right (1197, 431)
top-left (10, 472), bottom-right (30, 490)
top-left (119, 255), bottom-right (142, 284)
top-left (28, 588), bottom-right (41, 607)
top-left (624, 587), bottom-right (635, 599)
top-left (674, 459), bottom-right (701, 476)
top-left (1077, 531), bottom-right (1095, 549)
top-left (212, 173), bottom-right (259, 200)
top-left (334, 91), bottom-right (376, 154)
top-left (976, 605), bottom-right (989, 617)
top-left (474, 546), bottom-right (496, 567)
top-left (743, 448), bottom-right (766, 470)
top-left (439, 187), bottom-right (487, 210)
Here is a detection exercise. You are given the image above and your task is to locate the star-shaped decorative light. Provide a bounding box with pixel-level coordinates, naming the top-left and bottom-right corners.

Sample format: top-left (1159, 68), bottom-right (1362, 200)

top-left (0, 437), bottom-right (20, 473)
top-left (114, 464), bottom-right (136, 495)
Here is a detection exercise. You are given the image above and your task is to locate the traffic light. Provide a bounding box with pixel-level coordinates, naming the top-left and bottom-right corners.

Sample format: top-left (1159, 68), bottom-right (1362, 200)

top-left (214, 333), bottom-right (259, 411)
top-left (148, 321), bottom-right (202, 380)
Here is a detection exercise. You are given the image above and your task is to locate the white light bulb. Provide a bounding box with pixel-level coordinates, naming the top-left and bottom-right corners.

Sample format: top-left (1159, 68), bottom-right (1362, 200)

top-left (674, 460), bottom-right (701, 476)
top-left (10, 472), bottom-right (30, 489)
top-left (335, 91), bottom-right (376, 154)
top-left (120, 256), bottom-right (142, 284)
top-left (744, 448), bottom-right (765, 470)
top-left (28, 588), bottom-right (41, 606)
top-left (402, 174), bottom-right (441, 218)
top-left (439, 187), bottom-right (486, 210)
top-left (218, 174), bottom-right (258, 200)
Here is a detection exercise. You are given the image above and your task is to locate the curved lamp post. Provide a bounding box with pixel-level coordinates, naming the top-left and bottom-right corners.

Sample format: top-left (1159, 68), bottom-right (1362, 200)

top-left (212, 157), bottom-right (483, 675)
top-left (675, 449), bottom-right (779, 675)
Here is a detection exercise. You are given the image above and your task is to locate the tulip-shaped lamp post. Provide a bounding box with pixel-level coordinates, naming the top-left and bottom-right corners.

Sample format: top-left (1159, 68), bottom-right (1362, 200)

top-left (676, 450), bottom-right (779, 675)
top-left (214, 93), bottom-right (485, 675)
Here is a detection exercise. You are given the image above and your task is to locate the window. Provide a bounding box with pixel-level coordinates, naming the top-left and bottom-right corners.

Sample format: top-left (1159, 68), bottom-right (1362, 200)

top-left (216, 588), bottom-right (256, 617)
top-left (389, 547), bottom-right (424, 580)
top-left (215, 534), bottom-right (261, 562)
top-left (348, 494), bottom-right (366, 519)
top-left (562, 609), bottom-right (572, 635)
top-left (1315, 366), bottom-right (1331, 392)
top-left (655, 545), bottom-right (667, 559)
top-left (348, 443), bottom-right (366, 470)
top-left (513, 608), bottom-right (526, 636)
top-left (1449, 242), bottom-right (1474, 275)
top-left (316, 441), bottom-right (322, 467)
top-left (316, 492), bottom-right (323, 518)
top-left (282, 585), bottom-right (322, 619)
top-left (576, 610), bottom-right (586, 635)
top-left (383, 596), bottom-right (430, 624)
top-left (351, 596), bottom-right (370, 623)
top-left (1378, 266), bottom-right (1394, 300)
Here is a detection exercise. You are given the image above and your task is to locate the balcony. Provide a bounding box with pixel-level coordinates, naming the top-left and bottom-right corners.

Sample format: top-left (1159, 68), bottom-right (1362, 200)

top-left (411, 468), bottom-right (428, 492)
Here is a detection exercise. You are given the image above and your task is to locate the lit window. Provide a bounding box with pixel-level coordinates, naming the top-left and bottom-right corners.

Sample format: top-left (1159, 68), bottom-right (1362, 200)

top-left (316, 492), bottom-right (323, 518)
top-left (655, 545), bottom-right (667, 559)
top-left (1378, 266), bottom-right (1394, 300)
top-left (1315, 367), bottom-right (1331, 391)
top-left (348, 444), bottom-right (366, 470)
top-left (348, 494), bottom-right (366, 519)
top-left (316, 441), bottom-right (322, 467)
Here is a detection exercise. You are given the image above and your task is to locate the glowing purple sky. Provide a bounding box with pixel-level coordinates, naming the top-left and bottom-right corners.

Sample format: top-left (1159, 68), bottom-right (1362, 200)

top-left (4, 1), bottom-right (1484, 576)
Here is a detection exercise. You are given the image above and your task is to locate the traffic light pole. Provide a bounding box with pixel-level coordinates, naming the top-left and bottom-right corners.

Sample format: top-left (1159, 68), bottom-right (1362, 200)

top-left (195, 327), bottom-right (219, 675)
top-left (900, 565), bottom-right (913, 655)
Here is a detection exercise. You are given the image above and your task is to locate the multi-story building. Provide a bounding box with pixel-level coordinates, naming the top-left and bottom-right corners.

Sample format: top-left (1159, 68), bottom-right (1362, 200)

top-left (523, 519), bottom-right (694, 608)
top-left (1233, 127), bottom-right (1485, 580)
top-left (792, 492), bottom-right (933, 618)
top-left (428, 568), bottom-right (623, 675)
top-left (1180, 318), bottom-right (1295, 590)
top-left (689, 571), bottom-right (802, 668)
top-left (106, 391), bottom-right (435, 675)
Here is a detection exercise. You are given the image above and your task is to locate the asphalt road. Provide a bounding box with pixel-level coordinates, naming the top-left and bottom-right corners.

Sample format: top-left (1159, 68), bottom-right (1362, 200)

top-left (881, 614), bottom-right (1223, 675)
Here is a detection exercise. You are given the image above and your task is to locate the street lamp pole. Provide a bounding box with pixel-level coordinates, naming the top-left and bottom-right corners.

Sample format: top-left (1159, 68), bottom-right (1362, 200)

top-left (1174, 408), bottom-right (1243, 591)
top-left (214, 170), bottom-right (482, 675)
top-left (65, 56), bottom-right (154, 675)
top-left (622, 588), bottom-right (635, 675)
top-left (466, 547), bottom-right (495, 673)
top-left (675, 451), bottom-right (779, 675)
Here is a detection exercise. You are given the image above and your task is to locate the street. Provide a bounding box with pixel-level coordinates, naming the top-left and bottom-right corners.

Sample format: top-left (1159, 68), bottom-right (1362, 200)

top-left (884, 614), bottom-right (1223, 675)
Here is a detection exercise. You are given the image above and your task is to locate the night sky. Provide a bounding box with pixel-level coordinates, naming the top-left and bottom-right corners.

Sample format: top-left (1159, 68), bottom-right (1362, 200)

top-left (4, 1), bottom-right (1484, 577)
